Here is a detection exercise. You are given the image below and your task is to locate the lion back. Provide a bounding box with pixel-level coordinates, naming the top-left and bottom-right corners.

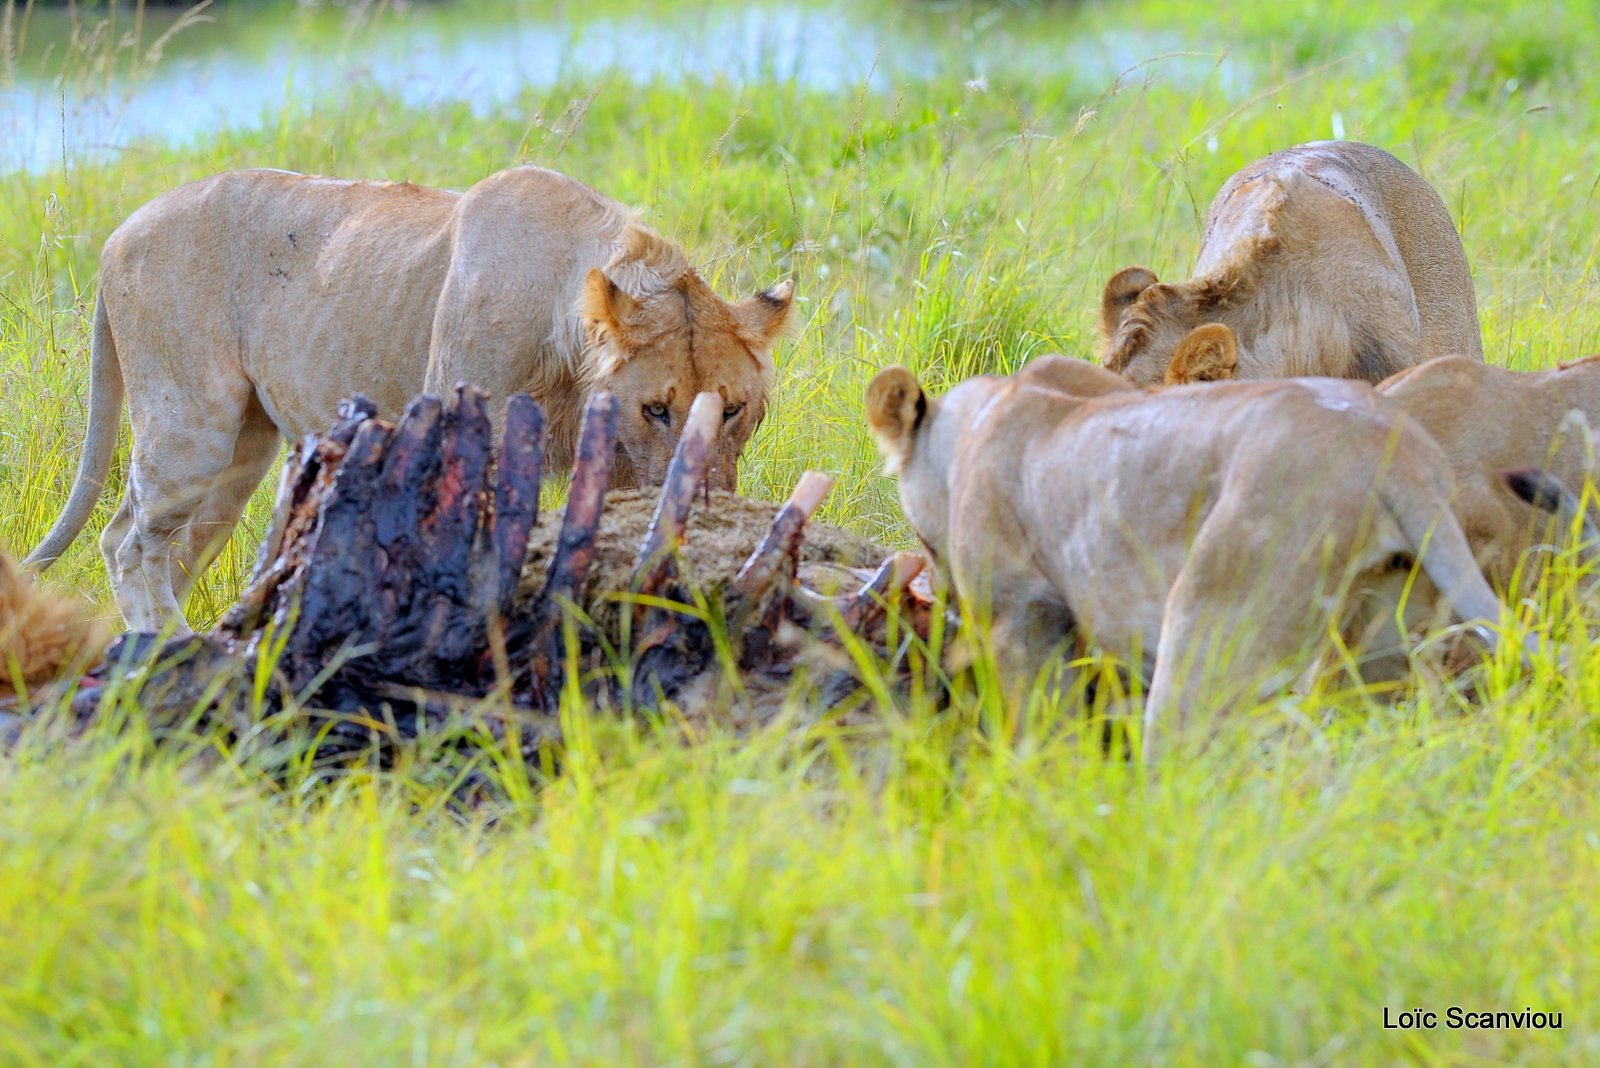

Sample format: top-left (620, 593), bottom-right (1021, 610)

top-left (1219, 142), bottom-right (1482, 365)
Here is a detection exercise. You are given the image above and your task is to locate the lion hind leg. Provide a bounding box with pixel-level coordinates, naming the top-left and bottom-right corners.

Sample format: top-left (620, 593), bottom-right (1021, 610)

top-left (105, 399), bottom-right (264, 633)
top-left (1142, 520), bottom-right (1331, 760)
top-left (1144, 590), bottom-right (1320, 761)
top-left (171, 400), bottom-right (282, 598)
top-left (102, 475), bottom-right (185, 632)
top-left (982, 596), bottom-right (1078, 737)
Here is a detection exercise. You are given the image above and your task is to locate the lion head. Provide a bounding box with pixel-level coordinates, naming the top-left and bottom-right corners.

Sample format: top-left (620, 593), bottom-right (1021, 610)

top-left (1099, 266), bottom-right (1253, 387)
top-left (579, 246), bottom-right (793, 492)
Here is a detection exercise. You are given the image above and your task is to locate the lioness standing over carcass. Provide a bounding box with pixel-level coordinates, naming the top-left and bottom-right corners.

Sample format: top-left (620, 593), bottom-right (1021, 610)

top-left (866, 359), bottom-right (1524, 755)
top-left (1100, 141), bottom-right (1482, 385)
top-left (25, 166), bottom-right (794, 631)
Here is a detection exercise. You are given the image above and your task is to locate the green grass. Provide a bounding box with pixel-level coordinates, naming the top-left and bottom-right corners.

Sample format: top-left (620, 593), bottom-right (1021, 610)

top-left (2, 0), bottom-right (1600, 1062)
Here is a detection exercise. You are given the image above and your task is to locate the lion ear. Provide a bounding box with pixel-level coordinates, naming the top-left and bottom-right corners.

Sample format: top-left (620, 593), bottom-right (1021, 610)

top-left (733, 279), bottom-right (795, 364)
top-left (1100, 266), bottom-right (1159, 340)
top-left (579, 268), bottom-right (638, 362)
top-left (866, 366), bottom-right (927, 473)
top-left (1165, 322), bottom-right (1239, 385)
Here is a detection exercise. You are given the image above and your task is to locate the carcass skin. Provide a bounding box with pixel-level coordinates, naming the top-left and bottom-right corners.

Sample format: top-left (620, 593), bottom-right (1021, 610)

top-left (6, 387), bottom-right (935, 763)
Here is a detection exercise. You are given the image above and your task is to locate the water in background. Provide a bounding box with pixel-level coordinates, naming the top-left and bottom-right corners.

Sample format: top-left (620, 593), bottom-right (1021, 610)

top-left (0, 1), bottom-right (1247, 174)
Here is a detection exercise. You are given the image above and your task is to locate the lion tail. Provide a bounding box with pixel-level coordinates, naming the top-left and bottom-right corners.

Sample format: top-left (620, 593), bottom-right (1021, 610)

top-left (23, 291), bottom-right (125, 572)
top-left (1378, 477), bottom-right (1516, 648)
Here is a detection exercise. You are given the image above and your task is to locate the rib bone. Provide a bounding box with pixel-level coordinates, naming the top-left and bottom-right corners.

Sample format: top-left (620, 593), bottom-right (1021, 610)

top-left (488, 394), bottom-right (547, 618)
top-left (734, 471), bottom-right (835, 596)
top-left (797, 551), bottom-right (927, 633)
top-left (521, 391), bottom-right (618, 708)
top-left (631, 391), bottom-right (724, 598)
top-left (732, 471), bottom-right (835, 672)
top-left (16, 387), bottom-right (944, 766)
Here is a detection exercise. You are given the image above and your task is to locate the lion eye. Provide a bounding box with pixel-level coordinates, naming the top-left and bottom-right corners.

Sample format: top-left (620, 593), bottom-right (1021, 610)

top-left (644, 402), bottom-right (670, 423)
top-left (722, 402), bottom-right (744, 421)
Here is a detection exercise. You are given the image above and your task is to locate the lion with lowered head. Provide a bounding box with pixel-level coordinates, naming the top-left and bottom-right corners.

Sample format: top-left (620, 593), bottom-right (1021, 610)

top-left (1378, 354), bottom-right (1600, 590)
top-left (1164, 329), bottom-right (1600, 593)
top-left (24, 165), bottom-right (794, 631)
top-left (866, 358), bottom-right (1524, 755)
top-left (1101, 141), bottom-right (1482, 387)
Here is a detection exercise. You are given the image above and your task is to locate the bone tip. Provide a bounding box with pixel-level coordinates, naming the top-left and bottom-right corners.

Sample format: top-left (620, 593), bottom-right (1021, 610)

top-left (788, 471), bottom-right (836, 517)
top-left (504, 393), bottom-right (549, 439)
top-left (339, 394), bottom-right (378, 420)
top-left (690, 390), bottom-right (723, 417)
top-left (890, 551), bottom-right (925, 585)
top-left (680, 391), bottom-right (725, 442)
top-left (402, 392), bottom-right (444, 421)
top-left (451, 383), bottom-right (491, 410)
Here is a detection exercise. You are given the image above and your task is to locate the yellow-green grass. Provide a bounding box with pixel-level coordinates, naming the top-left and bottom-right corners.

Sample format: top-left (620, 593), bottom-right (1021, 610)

top-left (1, 0), bottom-right (1599, 1062)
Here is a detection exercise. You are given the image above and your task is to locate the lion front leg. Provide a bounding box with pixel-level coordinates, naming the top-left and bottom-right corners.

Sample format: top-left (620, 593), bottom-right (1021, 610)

top-left (976, 595), bottom-right (1080, 738)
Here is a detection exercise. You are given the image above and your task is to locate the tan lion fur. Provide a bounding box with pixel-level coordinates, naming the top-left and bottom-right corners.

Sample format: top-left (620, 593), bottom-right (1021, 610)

top-left (868, 357), bottom-right (1517, 756)
top-left (0, 550), bottom-right (106, 700)
top-left (1166, 335), bottom-right (1600, 592)
top-left (25, 165), bottom-right (793, 630)
top-left (1377, 354), bottom-right (1600, 590)
top-left (1101, 141), bottom-right (1482, 387)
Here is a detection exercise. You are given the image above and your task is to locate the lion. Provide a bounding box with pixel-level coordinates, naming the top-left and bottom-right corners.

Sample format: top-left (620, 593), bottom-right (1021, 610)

top-left (866, 358), bottom-right (1527, 755)
top-left (1100, 141), bottom-right (1483, 387)
top-left (24, 166), bottom-right (794, 631)
top-left (0, 549), bottom-right (107, 701)
top-left (1164, 332), bottom-right (1600, 591)
top-left (1377, 354), bottom-right (1600, 590)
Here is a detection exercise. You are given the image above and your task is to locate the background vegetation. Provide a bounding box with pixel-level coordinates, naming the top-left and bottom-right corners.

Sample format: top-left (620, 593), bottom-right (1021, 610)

top-left (0, 0), bottom-right (1597, 1062)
